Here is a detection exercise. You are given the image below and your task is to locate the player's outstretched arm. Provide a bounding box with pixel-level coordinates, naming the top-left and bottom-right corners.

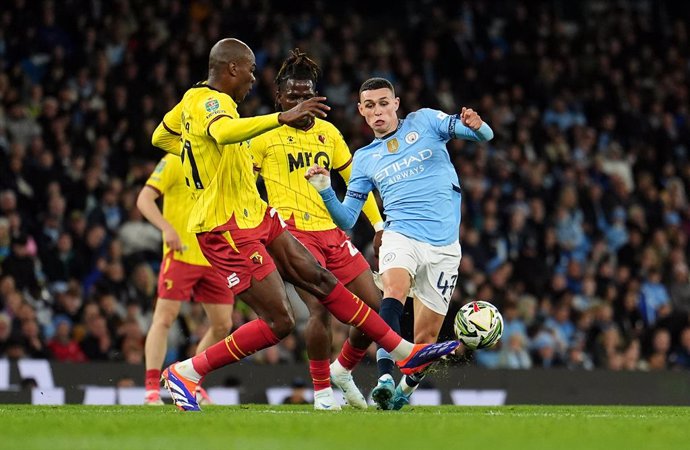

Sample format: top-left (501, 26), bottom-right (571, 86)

top-left (454, 107), bottom-right (494, 142)
top-left (305, 165), bottom-right (365, 230)
top-left (152, 101), bottom-right (184, 155)
top-left (136, 186), bottom-right (182, 252)
top-left (210, 97), bottom-right (331, 145)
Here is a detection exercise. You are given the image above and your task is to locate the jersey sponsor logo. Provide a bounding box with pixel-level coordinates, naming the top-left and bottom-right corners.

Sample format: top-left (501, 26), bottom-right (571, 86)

top-left (387, 138), bottom-right (399, 153)
top-left (205, 99), bottom-right (220, 112)
top-left (287, 151), bottom-right (330, 172)
top-left (405, 131), bottom-right (419, 144)
top-left (226, 273), bottom-right (240, 288)
top-left (373, 149), bottom-right (433, 184)
top-left (345, 190), bottom-right (367, 201)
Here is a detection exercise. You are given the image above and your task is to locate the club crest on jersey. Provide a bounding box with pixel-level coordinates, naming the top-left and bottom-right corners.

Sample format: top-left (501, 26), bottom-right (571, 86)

top-left (387, 138), bottom-right (399, 153)
top-left (405, 131), bottom-right (419, 144)
top-left (250, 251), bottom-right (263, 265)
top-left (205, 99), bottom-right (219, 112)
top-left (318, 134), bottom-right (326, 144)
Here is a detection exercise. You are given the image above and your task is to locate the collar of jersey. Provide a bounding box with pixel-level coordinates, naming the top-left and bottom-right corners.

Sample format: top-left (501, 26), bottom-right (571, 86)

top-left (375, 119), bottom-right (403, 141)
top-left (191, 81), bottom-right (237, 108)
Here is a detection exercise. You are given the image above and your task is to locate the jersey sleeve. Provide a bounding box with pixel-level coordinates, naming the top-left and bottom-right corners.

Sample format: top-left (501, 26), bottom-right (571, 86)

top-left (202, 93), bottom-right (281, 145)
top-left (334, 135), bottom-right (382, 228)
top-left (152, 101), bottom-right (183, 155)
top-left (145, 154), bottom-right (179, 195)
top-left (344, 151), bottom-right (375, 200)
top-left (418, 108), bottom-right (493, 142)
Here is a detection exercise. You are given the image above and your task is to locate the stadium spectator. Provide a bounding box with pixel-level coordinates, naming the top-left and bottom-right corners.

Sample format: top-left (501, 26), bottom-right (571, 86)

top-left (0, 0), bottom-right (688, 376)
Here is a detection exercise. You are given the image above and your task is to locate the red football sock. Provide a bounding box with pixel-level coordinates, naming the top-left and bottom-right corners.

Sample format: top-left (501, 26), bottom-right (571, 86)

top-left (145, 369), bottom-right (161, 391)
top-left (320, 282), bottom-right (402, 352)
top-left (309, 359), bottom-right (331, 391)
top-left (191, 319), bottom-right (280, 376)
top-left (337, 339), bottom-right (367, 371)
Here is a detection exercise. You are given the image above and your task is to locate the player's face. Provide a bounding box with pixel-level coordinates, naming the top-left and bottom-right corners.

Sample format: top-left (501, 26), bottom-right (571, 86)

top-left (234, 54), bottom-right (257, 102)
top-left (277, 79), bottom-right (316, 128)
top-left (358, 88), bottom-right (400, 137)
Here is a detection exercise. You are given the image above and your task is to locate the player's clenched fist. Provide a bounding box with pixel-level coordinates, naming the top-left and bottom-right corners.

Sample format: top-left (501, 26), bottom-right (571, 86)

top-left (460, 106), bottom-right (483, 130)
top-left (305, 164), bottom-right (331, 192)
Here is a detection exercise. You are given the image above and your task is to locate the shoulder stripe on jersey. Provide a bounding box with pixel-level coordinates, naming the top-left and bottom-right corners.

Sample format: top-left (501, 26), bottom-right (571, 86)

top-left (144, 184), bottom-right (163, 196)
top-left (334, 157), bottom-right (353, 172)
top-left (452, 184), bottom-right (462, 194)
top-left (207, 114), bottom-right (233, 137)
top-left (162, 121), bottom-right (181, 136)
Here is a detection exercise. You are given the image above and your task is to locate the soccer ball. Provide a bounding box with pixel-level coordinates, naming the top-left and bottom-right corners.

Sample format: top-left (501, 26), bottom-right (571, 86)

top-left (453, 300), bottom-right (503, 350)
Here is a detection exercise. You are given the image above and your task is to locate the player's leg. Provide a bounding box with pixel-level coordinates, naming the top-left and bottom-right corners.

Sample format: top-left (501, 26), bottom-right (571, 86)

top-left (162, 221), bottom-right (295, 411)
top-left (197, 303), bottom-right (234, 353)
top-left (328, 269), bottom-right (380, 409)
top-left (372, 231), bottom-right (418, 409)
top-left (391, 299), bottom-right (446, 410)
top-left (195, 301), bottom-right (234, 405)
top-left (144, 298), bottom-right (182, 404)
top-left (265, 227), bottom-right (455, 370)
top-left (195, 268), bottom-right (235, 353)
top-left (163, 270), bottom-right (295, 411)
top-left (295, 286), bottom-right (341, 410)
top-left (392, 240), bottom-right (462, 410)
top-left (145, 255), bottom-right (195, 405)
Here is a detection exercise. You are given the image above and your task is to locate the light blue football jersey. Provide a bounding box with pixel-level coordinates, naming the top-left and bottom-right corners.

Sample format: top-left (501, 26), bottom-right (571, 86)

top-left (346, 108), bottom-right (492, 246)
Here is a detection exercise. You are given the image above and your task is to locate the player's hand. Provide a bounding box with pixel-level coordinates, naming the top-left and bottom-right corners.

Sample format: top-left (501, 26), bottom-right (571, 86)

top-left (460, 107), bottom-right (483, 130)
top-left (278, 97), bottom-right (331, 125)
top-left (305, 164), bottom-right (331, 192)
top-left (373, 230), bottom-right (383, 258)
top-left (163, 225), bottom-right (183, 252)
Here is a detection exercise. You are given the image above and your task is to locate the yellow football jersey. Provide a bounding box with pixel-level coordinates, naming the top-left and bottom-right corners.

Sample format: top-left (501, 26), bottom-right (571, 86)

top-left (156, 83), bottom-right (282, 234)
top-left (145, 154), bottom-right (210, 266)
top-left (250, 119), bottom-right (383, 231)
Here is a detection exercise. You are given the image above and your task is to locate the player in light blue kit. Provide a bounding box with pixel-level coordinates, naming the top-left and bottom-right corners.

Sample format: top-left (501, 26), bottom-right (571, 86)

top-left (306, 77), bottom-right (493, 409)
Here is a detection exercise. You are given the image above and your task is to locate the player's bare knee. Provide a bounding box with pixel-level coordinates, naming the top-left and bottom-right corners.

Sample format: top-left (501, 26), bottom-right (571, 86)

top-left (211, 321), bottom-right (232, 338)
top-left (384, 286), bottom-right (408, 302)
top-left (270, 313), bottom-right (295, 338)
top-left (153, 312), bottom-right (176, 329)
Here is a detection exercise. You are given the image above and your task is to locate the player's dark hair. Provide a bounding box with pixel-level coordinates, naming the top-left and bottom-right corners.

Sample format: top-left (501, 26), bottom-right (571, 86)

top-left (275, 48), bottom-right (321, 89)
top-left (359, 77), bottom-right (395, 96)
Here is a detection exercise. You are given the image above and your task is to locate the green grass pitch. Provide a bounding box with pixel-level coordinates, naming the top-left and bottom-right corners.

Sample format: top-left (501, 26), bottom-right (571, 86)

top-left (1, 405), bottom-right (689, 450)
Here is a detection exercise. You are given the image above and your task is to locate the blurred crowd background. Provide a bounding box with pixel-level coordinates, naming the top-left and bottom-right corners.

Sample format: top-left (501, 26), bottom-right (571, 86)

top-left (1, 0), bottom-right (690, 374)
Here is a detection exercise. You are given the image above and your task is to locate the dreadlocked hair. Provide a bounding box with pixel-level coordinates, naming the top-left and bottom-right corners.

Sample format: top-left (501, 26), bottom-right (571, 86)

top-left (275, 48), bottom-right (321, 88)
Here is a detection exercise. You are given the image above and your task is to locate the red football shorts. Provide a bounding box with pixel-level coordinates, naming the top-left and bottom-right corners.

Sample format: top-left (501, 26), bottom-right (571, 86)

top-left (197, 207), bottom-right (286, 295)
top-left (288, 225), bottom-right (370, 285)
top-left (157, 253), bottom-right (234, 304)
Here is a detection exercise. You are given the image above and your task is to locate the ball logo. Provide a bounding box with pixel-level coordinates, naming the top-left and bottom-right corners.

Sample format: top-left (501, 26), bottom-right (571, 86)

top-left (382, 252), bottom-right (396, 264)
top-left (405, 131), bottom-right (419, 144)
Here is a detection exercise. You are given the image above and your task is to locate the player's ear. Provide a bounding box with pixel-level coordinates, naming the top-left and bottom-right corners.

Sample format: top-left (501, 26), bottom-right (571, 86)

top-left (357, 102), bottom-right (365, 117)
top-left (394, 97), bottom-right (400, 111)
top-left (228, 61), bottom-right (238, 77)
